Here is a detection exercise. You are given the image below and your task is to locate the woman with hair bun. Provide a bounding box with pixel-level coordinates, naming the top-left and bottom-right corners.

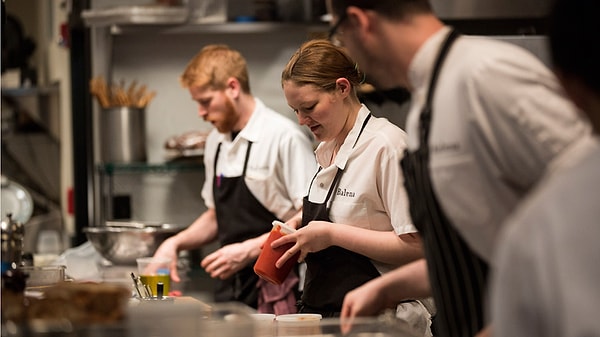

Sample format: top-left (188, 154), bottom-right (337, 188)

top-left (271, 39), bottom-right (433, 335)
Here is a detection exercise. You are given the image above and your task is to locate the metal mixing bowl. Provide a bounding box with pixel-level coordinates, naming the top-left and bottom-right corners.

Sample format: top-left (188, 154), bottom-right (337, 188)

top-left (83, 222), bottom-right (185, 265)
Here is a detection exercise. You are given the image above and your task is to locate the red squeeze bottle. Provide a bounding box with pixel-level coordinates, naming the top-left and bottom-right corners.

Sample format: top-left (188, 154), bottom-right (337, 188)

top-left (254, 221), bottom-right (300, 285)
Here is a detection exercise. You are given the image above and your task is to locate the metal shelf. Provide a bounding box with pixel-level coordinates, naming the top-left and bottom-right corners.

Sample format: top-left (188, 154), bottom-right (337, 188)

top-left (82, 5), bottom-right (328, 35)
top-left (1, 84), bottom-right (61, 141)
top-left (98, 160), bottom-right (204, 176)
top-left (97, 160), bottom-right (204, 223)
top-left (103, 21), bottom-right (328, 35)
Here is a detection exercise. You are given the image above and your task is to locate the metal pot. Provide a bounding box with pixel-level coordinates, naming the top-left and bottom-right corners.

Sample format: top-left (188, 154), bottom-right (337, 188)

top-left (100, 106), bottom-right (147, 163)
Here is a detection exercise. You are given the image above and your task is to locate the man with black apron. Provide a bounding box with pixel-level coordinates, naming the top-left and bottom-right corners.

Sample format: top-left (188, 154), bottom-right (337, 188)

top-left (400, 29), bottom-right (489, 337)
top-left (326, 2), bottom-right (590, 336)
top-left (212, 141), bottom-right (289, 305)
top-left (152, 44), bottom-right (316, 311)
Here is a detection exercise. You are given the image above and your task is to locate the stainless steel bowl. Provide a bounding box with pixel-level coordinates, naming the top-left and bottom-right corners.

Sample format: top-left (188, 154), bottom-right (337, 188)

top-left (83, 222), bottom-right (185, 265)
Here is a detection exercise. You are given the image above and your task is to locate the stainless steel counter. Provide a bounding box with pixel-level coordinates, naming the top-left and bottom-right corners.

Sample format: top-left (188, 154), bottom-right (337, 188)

top-left (3, 305), bottom-right (417, 337)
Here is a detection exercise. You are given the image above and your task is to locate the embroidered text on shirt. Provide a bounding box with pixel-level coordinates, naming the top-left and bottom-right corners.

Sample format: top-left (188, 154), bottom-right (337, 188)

top-left (431, 142), bottom-right (460, 153)
top-left (336, 188), bottom-right (356, 198)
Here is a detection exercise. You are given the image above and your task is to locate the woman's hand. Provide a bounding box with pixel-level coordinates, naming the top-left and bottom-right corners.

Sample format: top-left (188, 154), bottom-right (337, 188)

top-left (271, 220), bottom-right (333, 268)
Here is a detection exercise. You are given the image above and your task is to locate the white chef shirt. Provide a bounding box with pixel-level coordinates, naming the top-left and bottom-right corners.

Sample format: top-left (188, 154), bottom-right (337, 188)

top-left (491, 135), bottom-right (600, 337)
top-left (405, 27), bottom-right (591, 261)
top-left (309, 105), bottom-right (416, 273)
top-left (311, 105), bottom-right (433, 337)
top-left (202, 98), bottom-right (317, 221)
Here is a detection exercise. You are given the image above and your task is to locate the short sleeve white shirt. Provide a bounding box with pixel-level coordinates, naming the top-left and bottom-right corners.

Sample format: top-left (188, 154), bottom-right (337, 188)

top-left (405, 27), bottom-right (591, 261)
top-left (202, 98), bottom-right (317, 221)
top-left (309, 105), bottom-right (415, 273)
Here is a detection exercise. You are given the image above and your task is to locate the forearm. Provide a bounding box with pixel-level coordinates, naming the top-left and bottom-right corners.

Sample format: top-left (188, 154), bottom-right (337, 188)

top-left (378, 258), bottom-right (432, 303)
top-left (329, 224), bottom-right (423, 266)
top-left (168, 208), bottom-right (219, 251)
top-left (241, 232), bottom-right (270, 260)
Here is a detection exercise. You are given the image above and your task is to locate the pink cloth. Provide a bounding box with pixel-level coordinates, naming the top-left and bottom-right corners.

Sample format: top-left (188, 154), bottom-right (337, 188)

top-left (257, 270), bottom-right (299, 315)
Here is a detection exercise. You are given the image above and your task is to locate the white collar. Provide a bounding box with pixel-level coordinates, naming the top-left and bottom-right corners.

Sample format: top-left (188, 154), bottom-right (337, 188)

top-left (315, 104), bottom-right (371, 170)
top-left (407, 26), bottom-right (452, 92)
top-left (216, 98), bottom-right (265, 144)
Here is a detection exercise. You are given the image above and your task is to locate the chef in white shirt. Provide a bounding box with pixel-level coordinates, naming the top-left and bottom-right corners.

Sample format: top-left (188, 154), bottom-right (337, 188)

top-left (273, 39), bottom-right (432, 335)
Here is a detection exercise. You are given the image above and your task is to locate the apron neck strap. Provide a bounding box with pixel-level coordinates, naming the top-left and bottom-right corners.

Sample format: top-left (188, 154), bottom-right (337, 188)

top-left (425, 29), bottom-right (460, 107)
top-left (308, 113), bottom-right (372, 206)
top-left (242, 142), bottom-right (253, 176)
top-left (352, 113), bottom-right (372, 148)
top-left (420, 29), bottom-right (460, 148)
top-left (214, 141), bottom-right (254, 177)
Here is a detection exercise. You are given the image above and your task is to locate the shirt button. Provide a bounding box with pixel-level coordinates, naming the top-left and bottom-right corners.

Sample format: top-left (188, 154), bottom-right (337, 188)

top-left (319, 183), bottom-right (325, 188)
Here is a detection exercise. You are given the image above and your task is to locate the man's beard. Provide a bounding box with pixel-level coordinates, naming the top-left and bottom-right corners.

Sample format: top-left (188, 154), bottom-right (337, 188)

top-left (215, 96), bottom-right (238, 133)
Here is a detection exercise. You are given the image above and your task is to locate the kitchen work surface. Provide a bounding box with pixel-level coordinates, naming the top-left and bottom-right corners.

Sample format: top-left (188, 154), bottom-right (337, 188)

top-left (3, 301), bottom-right (425, 337)
top-left (3, 244), bottom-right (424, 336)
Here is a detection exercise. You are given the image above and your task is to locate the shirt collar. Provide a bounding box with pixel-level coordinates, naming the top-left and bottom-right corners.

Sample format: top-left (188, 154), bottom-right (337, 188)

top-left (315, 104), bottom-right (371, 170)
top-left (216, 98), bottom-right (265, 144)
top-left (407, 26), bottom-right (452, 92)
top-left (238, 97), bottom-right (264, 143)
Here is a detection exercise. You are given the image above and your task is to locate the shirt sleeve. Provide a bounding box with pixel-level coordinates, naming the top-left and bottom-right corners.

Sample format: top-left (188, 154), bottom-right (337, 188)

top-left (466, 50), bottom-right (589, 191)
top-left (201, 130), bottom-right (219, 210)
top-left (377, 136), bottom-right (416, 235)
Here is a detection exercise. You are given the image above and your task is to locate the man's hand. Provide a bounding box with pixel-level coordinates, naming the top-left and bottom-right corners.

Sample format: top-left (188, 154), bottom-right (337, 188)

top-left (152, 237), bottom-right (182, 282)
top-left (201, 242), bottom-right (253, 280)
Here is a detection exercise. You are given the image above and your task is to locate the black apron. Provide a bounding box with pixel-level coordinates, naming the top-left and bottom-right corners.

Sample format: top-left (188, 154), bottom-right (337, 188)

top-left (213, 141), bottom-right (281, 308)
top-left (298, 114), bottom-right (379, 318)
top-left (400, 29), bottom-right (489, 337)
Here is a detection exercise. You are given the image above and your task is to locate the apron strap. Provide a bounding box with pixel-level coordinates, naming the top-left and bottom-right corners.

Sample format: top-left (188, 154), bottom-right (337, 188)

top-left (311, 113), bottom-right (373, 209)
top-left (352, 113), bottom-right (371, 148)
top-left (325, 169), bottom-right (344, 207)
top-left (327, 113), bottom-right (371, 207)
top-left (242, 142), bottom-right (253, 176)
top-left (426, 29), bottom-right (461, 107)
top-left (420, 29), bottom-right (460, 149)
top-left (214, 142), bottom-right (222, 173)
top-left (214, 141), bottom-right (254, 177)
